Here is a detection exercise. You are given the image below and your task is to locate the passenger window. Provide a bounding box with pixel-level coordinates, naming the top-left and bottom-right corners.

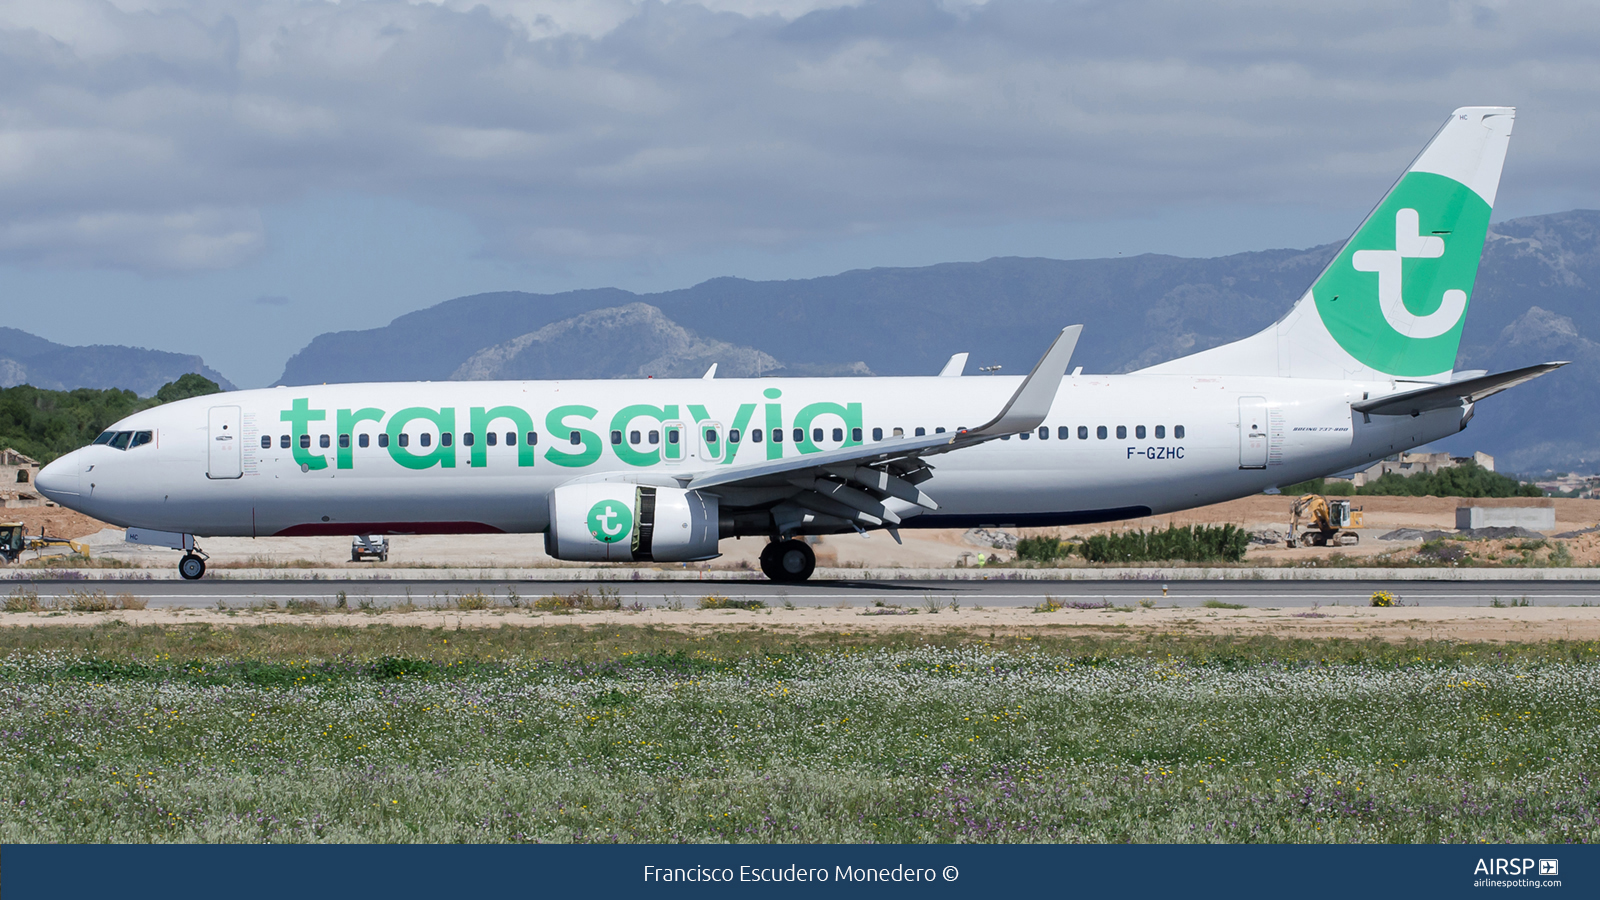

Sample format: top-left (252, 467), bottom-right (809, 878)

top-left (339, 434), bottom-right (350, 449)
top-left (796, 428), bottom-right (805, 443)
top-left (668, 430), bottom-right (680, 444)
top-left (771, 428), bottom-right (782, 443)
top-left (705, 428), bottom-right (718, 444)
top-left (1175, 425), bottom-right (1185, 439)
top-left (852, 427), bottom-right (862, 442)
top-left (872, 427), bottom-right (883, 441)
top-left (111, 431), bottom-right (133, 450)
top-left (1135, 425), bottom-right (1146, 439)
top-left (832, 428), bottom-right (843, 442)
top-left (630, 430), bottom-right (641, 445)
top-left (260, 436), bottom-right (271, 449)
top-left (378, 433), bottom-right (390, 448)
top-left (527, 432), bottom-right (537, 446)
top-left (300, 434), bottom-right (311, 449)
top-left (1116, 426), bottom-right (1127, 439)
top-left (93, 432), bottom-right (115, 445)
top-left (611, 430), bottom-right (623, 445)
top-left (1155, 425), bottom-right (1165, 439)
top-left (1038, 426), bottom-right (1048, 440)
top-left (1019, 430), bottom-right (1029, 440)
top-left (893, 427), bottom-right (904, 437)
top-left (648, 430), bottom-right (659, 445)
top-left (420, 433), bottom-right (431, 448)
top-left (729, 429), bottom-right (741, 443)
top-left (915, 427), bottom-right (926, 437)
top-left (508, 432), bottom-right (518, 446)
top-left (461, 432), bottom-right (472, 447)
top-left (399, 433), bottom-right (410, 448)
top-left (1097, 426), bottom-right (1107, 440)
top-left (360, 434), bottom-right (370, 448)
top-left (442, 433), bottom-right (452, 447)
top-left (280, 435), bottom-right (290, 449)
top-left (130, 431), bottom-right (153, 448)
top-left (935, 427), bottom-right (945, 434)
top-left (320, 434), bottom-right (331, 449)
top-left (569, 431), bottom-right (581, 446)
top-left (1079, 426), bottom-right (1089, 440)
top-left (751, 429), bottom-right (762, 443)
top-left (487, 432), bottom-right (498, 446)
top-left (1058, 426), bottom-right (1069, 440)
top-left (1001, 434), bottom-right (1011, 441)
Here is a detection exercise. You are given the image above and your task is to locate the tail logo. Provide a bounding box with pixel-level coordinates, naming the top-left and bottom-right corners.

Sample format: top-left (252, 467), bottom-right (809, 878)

top-left (1313, 171), bottom-right (1491, 377)
top-left (1351, 208), bottom-right (1468, 340)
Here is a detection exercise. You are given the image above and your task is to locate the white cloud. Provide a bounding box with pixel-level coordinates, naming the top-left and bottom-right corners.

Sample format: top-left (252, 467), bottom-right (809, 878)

top-left (0, 0), bottom-right (1597, 272)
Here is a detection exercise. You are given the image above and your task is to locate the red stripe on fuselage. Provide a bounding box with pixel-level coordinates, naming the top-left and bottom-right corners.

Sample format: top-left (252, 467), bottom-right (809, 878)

top-left (273, 521), bottom-right (507, 537)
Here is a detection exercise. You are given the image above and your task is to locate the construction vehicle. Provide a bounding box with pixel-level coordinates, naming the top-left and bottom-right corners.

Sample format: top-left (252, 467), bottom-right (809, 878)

top-left (1287, 495), bottom-right (1364, 548)
top-left (0, 522), bottom-right (90, 563)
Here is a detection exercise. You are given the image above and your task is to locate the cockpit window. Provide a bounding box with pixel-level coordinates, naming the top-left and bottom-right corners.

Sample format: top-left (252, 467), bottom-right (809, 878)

top-left (109, 431), bottom-right (134, 450)
top-left (129, 431), bottom-right (153, 449)
top-left (93, 432), bottom-right (115, 445)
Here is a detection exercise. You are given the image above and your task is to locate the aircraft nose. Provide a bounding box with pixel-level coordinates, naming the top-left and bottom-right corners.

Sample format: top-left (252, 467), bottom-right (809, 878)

top-left (35, 454), bottom-right (82, 500)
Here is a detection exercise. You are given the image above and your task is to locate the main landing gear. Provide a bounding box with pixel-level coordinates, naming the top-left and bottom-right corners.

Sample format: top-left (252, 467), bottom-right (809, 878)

top-left (178, 548), bottom-right (209, 580)
top-left (760, 539), bottom-right (815, 583)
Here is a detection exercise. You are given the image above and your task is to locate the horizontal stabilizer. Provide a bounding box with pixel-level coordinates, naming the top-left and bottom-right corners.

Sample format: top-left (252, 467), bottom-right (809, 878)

top-left (1352, 361), bottom-right (1567, 417)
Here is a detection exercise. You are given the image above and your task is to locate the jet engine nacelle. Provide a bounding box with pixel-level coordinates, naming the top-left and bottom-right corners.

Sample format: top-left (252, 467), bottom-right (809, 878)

top-left (545, 483), bottom-right (720, 562)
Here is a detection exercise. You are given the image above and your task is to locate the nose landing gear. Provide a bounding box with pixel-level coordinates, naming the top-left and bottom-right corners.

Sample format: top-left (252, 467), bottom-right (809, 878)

top-left (178, 548), bottom-right (209, 580)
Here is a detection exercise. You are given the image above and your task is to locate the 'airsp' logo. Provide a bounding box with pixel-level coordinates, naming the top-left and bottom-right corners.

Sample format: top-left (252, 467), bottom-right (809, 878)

top-left (1313, 170), bottom-right (1491, 377)
top-left (587, 500), bottom-right (633, 544)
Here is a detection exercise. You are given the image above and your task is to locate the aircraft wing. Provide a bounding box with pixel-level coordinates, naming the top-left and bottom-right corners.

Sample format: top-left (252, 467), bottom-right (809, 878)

top-left (678, 326), bottom-right (1081, 531)
top-left (1352, 361), bottom-right (1567, 418)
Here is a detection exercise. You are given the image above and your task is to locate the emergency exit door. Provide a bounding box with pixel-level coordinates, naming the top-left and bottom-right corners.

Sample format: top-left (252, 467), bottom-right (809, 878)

top-left (208, 406), bottom-right (242, 479)
top-left (1238, 397), bottom-right (1268, 470)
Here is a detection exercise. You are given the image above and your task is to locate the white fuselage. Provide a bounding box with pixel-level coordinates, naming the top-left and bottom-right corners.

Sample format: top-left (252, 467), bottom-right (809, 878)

top-left (37, 373), bottom-right (1462, 541)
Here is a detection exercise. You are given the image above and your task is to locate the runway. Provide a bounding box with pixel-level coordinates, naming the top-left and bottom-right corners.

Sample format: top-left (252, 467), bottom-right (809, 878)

top-left (21, 578), bottom-right (1600, 609)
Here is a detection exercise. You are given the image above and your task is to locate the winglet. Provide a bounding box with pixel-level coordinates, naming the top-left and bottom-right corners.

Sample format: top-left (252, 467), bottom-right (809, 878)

top-left (968, 325), bottom-right (1081, 437)
top-left (702, 363), bottom-right (718, 380)
top-left (938, 352), bottom-right (969, 376)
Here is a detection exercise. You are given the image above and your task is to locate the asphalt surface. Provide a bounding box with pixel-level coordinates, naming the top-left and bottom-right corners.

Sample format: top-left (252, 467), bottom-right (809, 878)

top-left (17, 579), bottom-right (1600, 609)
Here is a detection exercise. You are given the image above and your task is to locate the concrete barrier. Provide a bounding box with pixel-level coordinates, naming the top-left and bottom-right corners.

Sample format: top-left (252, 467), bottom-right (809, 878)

top-left (1456, 497), bottom-right (1556, 531)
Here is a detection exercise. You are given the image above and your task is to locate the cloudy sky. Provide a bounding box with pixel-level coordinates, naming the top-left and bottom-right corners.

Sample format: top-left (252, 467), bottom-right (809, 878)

top-left (2, 0), bottom-right (1597, 386)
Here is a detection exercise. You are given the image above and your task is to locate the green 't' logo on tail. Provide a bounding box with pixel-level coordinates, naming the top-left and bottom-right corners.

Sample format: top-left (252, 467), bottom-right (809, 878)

top-left (1313, 171), bottom-right (1492, 377)
top-left (587, 499), bottom-right (633, 544)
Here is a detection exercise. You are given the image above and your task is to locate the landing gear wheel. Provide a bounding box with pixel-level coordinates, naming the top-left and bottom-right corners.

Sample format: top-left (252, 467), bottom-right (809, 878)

top-left (178, 553), bottom-right (206, 581)
top-left (761, 539), bottom-right (815, 583)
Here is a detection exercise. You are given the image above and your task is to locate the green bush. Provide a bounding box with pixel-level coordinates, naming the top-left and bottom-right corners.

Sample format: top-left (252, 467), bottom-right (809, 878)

top-left (1079, 524), bottom-right (1250, 564)
top-left (1015, 536), bottom-right (1071, 563)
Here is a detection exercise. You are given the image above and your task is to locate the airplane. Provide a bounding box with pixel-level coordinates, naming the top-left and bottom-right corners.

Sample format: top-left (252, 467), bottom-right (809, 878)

top-left (36, 106), bottom-right (1564, 582)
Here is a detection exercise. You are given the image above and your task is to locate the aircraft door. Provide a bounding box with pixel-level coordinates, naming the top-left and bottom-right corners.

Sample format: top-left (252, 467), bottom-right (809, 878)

top-left (208, 406), bottom-right (243, 479)
top-left (697, 421), bottom-right (723, 462)
top-left (662, 421), bottom-right (685, 463)
top-left (1238, 396), bottom-right (1268, 470)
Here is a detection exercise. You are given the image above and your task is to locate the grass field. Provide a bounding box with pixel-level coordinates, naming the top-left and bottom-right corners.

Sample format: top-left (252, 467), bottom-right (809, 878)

top-left (1, 624), bottom-right (1597, 843)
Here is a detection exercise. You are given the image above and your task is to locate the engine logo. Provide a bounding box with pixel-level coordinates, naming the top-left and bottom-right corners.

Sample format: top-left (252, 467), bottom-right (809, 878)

top-left (587, 499), bottom-right (634, 543)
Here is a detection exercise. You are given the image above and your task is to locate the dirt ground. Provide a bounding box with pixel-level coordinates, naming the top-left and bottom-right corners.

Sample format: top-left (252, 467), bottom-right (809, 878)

top-left (16, 496), bottom-right (1600, 571)
top-left (6, 604), bottom-right (1600, 643)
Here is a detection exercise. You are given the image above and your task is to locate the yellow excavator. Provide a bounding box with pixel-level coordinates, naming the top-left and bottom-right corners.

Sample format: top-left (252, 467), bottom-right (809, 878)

top-left (0, 523), bottom-right (90, 563)
top-left (1287, 495), bottom-right (1363, 548)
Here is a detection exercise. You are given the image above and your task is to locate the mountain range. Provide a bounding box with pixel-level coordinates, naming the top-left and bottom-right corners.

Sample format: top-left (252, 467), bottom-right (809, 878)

top-left (275, 209), bottom-right (1600, 477)
top-left (0, 328), bottom-right (235, 397)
